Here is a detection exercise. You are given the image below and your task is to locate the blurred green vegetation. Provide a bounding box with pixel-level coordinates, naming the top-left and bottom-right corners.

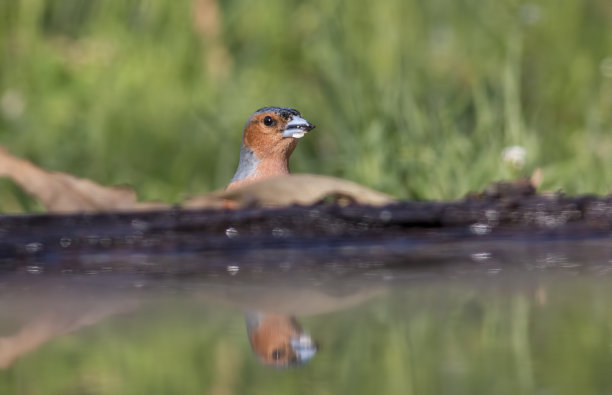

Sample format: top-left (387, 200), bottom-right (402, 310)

top-left (0, 0), bottom-right (611, 211)
top-left (2, 277), bottom-right (612, 394)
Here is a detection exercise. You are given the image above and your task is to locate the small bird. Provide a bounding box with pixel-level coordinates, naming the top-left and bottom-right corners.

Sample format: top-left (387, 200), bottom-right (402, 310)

top-left (227, 107), bottom-right (315, 190)
top-left (244, 312), bottom-right (317, 367)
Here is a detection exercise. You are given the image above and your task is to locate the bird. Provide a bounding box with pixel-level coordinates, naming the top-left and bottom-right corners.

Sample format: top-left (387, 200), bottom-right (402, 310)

top-left (228, 107), bottom-right (318, 367)
top-left (244, 311), bottom-right (317, 366)
top-left (227, 107), bottom-right (315, 190)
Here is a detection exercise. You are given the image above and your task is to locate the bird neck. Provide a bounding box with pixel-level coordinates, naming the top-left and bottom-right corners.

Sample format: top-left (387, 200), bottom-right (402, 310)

top-left (228, 144), bottom-right (293, 190)
top-left (230, 145), bottom-right (260, 184)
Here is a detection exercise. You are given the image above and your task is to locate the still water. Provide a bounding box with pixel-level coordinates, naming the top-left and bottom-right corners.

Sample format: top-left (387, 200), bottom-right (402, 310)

top-left (1, 243), bottom-right (612, 395)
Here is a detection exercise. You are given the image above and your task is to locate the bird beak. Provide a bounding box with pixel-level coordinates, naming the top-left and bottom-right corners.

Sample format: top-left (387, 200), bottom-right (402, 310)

top-left (282, 115), bottom-right (315, 139)
top-left (290, 333), bottom-right (317, 363)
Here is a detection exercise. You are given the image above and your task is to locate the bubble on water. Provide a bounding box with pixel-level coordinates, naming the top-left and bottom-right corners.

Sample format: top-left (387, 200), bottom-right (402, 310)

top-left (26, 265), bottom-right (43, 274)
top-left (471, 252), bottom-right (492, 262)
top-left (59, 237), bottom-right (72, 248)
top-left (225, 227), bottom-right (239, 238)
top-left (470, 223), bottom-right (491, 236)
top-left (24, 242), bottom-right (43, 254)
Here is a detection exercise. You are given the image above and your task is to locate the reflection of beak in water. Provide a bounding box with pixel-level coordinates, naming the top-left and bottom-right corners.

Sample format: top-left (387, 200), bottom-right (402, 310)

top-left (244, 312), bottom-right (317, 367)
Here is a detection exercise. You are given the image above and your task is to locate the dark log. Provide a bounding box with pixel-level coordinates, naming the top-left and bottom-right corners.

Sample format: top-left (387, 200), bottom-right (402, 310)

top-left (0, 180), bottom-right (611, 273)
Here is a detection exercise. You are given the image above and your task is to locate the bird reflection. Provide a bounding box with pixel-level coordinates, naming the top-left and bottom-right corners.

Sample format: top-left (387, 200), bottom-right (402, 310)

top-left (244, 312), bottom-right (317, 367)
top-left (0, 269), bottom-right (384, 370)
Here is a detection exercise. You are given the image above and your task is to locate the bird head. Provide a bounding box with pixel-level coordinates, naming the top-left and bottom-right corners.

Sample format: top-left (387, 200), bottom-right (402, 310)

top-left (243, 107), bottom-right (315, 159)
top-left (245, 312), bottom-right (317, 367)
top-left (228, 107), bottom-right (315, 189)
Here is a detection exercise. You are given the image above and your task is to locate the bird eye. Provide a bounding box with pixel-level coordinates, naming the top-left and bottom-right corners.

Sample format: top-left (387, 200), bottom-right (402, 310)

top-left (263, 116), bottom-right (275, 127)
top-left (271, 348), bottom-right (285, 360)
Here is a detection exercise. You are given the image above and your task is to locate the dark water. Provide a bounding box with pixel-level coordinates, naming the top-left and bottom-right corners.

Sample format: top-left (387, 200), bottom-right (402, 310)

top-left (1, 237), bottom-right (612, 395)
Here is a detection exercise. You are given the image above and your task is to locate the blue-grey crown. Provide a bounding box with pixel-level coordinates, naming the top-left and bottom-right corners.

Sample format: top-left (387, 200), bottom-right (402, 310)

top-left (254, 106), bottom-right (301, 117)
top-left (246, 107), bottom-right (301, 126)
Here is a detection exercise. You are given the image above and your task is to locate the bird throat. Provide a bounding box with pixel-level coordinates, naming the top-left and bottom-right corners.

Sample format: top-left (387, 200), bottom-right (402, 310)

top-left (229, 144), bottom-right (294, 188)
top-left (230, 145), bottom-right (260, 184)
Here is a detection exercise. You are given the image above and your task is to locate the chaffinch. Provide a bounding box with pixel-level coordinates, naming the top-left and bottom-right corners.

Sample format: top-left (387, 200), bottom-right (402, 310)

top-left (228, 109), bottom-right (318, 366)
top-left (244, 312), bottom-right (317, 366)
top-left (227, 107), bottom-right (315, 190)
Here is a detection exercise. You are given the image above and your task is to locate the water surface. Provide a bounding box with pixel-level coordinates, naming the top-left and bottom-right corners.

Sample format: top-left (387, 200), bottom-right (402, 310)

top-left (2, 243), bottom-right (612, 394)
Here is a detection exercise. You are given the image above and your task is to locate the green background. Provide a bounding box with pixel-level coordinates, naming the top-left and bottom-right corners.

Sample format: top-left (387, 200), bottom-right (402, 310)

top-left (1, 0), bottom-right (611, 211)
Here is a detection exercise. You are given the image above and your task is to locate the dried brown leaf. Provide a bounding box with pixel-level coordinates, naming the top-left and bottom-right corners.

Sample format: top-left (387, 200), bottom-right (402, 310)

top-left (0, 146), bottom-right (394, 213)
top-left (0, 145), bottom-right (167, 213)
top-left (182, 174), bottom-right (396, 209)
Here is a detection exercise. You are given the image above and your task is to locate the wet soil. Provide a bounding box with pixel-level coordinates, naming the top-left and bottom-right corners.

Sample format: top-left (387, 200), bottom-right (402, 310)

top-left (0, 181), bottom-right (611, 272)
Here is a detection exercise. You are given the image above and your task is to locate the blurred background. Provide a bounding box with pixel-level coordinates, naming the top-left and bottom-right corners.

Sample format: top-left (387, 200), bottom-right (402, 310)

top-left (0, 0), bottom-right (611, 211)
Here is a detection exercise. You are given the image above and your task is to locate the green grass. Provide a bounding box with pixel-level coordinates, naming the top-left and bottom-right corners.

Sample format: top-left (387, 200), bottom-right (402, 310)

top-left (1, 0), bottom-right (611, 212)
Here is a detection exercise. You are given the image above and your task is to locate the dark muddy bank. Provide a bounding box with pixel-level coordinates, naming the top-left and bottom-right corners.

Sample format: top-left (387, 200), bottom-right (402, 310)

top-left (0, 181), bottom-right (611, 272)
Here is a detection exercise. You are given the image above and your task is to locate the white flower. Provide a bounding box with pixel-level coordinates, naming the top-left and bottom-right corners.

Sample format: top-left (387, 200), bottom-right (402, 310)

top-left (502, 145), bottom-right (526, 169)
